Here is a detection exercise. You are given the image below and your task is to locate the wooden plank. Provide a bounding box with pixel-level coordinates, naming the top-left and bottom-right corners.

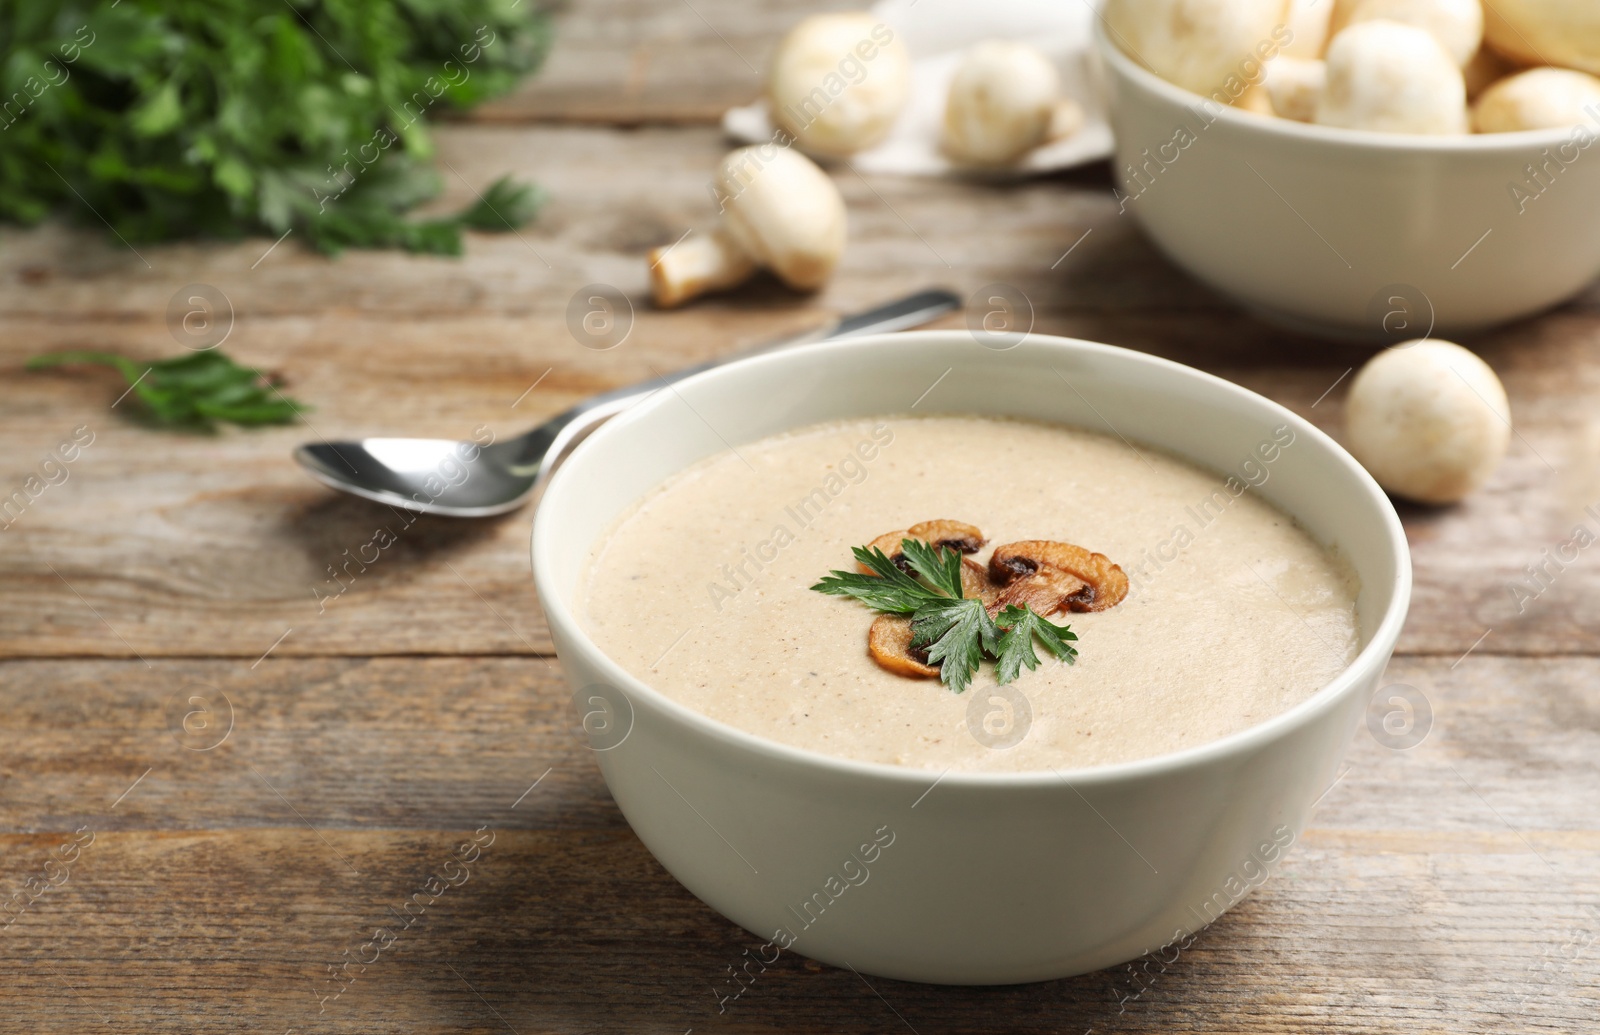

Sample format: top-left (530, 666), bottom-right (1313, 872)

top-left (465, 0), bottom-right (828, 125)
top-left (1, 655), bottom-right (1596, 833)
top-left (1, 0), bottom-right (1594, 1021)
top-left (4, 832), bottom-right (1591, 1033)
top-left (2, 124), bottom-right (1599, 659)
top-left (0, 654), bottom-right (1595, 1032)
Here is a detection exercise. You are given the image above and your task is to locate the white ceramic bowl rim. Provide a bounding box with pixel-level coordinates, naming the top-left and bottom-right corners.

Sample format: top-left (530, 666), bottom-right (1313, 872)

top-left (532, 332), bottom-right (1412, 790)
top-left (1093, 18), bottom-right (1583, 153)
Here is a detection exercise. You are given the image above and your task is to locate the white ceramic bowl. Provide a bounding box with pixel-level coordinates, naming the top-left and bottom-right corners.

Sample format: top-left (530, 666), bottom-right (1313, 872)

top-left (532, 331), bottom-right (1410, 984)
top-left (1094, 22), bottom-right (1600, 338)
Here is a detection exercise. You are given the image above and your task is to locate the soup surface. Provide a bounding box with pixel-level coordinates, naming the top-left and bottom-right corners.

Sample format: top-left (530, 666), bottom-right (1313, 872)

top-left (578, 415), bottom-right (1360, 772)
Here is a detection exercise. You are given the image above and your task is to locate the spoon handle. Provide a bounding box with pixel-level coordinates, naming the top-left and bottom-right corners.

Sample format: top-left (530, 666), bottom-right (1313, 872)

top-left (529, 289), bottom-right (962, 477)
top-left (577, 288), bottom-right (960, 412)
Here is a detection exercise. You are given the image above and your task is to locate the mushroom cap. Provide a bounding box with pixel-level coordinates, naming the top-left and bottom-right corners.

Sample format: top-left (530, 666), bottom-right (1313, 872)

top-left (1315, 20), bottom-right (1469, 134)
top-left (942, 41), bottom-right (1062, 165)
top-left (1102, 0), bottom-right (1288, 98)
top-left (1345, 340), bottom-right (1510, 505)
top-left (1343, 0), bottom-right (1483, 66)
top-left (1265, 56), bottom-right (1327, 121)
top-left (767, 12), bottom-right (911, 157)
top-left (714, 146), bottom-right (846, 291)
top-left (1473, 66), bottom-right (1600, 132)
top-left (1483, 0), bottom-right (1600, 76)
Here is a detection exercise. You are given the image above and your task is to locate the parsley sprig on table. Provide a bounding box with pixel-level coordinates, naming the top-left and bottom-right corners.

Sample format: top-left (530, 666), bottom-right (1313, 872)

top-left (27, 350), bottom-right (305, 431)
top-left (812, 539), bottom-right (1078, 693)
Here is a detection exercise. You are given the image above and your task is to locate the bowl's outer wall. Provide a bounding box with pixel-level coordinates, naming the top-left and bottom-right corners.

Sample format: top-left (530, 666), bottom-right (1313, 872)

top-left (556, 621), bottom-right (1376, 983)
top-left (1097, 28), bottom-right (1600, 334)
top-left (534, 333), bottom-right (1409, 983)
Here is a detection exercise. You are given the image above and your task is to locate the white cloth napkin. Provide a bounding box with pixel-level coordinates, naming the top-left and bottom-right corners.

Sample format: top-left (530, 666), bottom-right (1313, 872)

top-left (721, 0), bottom-right (1114, 178)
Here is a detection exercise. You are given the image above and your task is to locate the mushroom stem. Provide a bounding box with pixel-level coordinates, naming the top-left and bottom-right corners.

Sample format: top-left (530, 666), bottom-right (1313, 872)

top-left (1265, 57), bottom-right (1326, 122)
top-left (647, 229), bottom-right (758, 310)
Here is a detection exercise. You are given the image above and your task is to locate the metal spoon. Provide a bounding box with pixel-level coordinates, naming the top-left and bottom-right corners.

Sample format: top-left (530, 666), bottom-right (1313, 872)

top-left (293, 288), bottom-right (961, 517)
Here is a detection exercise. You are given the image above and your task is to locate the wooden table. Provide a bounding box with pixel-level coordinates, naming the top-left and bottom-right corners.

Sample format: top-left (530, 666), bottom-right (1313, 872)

top-left (3, 2), bottom-right (1597, 1031)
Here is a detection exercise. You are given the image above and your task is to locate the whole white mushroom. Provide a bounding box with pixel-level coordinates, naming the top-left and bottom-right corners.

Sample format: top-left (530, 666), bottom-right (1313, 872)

top-left (1343, 0), bottom-right (1483, 66)
top-left (648, 147), bottom-right (847, 308)
top-left (1316, 21), bottom-right (1469, 134)
top-left (942, 41), bottom-right (1064, 165)
top-left (767, 13), bottom-right (911, 157)
top-left (1473, 67), bottom-right (1600, 132)
top-left (1345, 340), bottom-right (1510, 505)
top-left (1484, 0), bottom-right (1600, 77)
top-left (1102, 0), bottom-right (1289, 99)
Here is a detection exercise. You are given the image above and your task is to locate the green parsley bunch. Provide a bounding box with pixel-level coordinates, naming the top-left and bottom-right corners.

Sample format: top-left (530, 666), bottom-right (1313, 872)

top-left (0, 0), bottom-right (549, 254)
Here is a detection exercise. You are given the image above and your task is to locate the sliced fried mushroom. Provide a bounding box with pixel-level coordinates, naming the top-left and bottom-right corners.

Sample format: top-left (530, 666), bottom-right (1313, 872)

top-left (906, 518), bottom-right (986, 554)
top-left (859, 519), bottom-right (988, 678)
top-left (988, 540), bottom-right (1130, 613)
top-left (860, 519), bottom-right (987, 574)
top-left (863, 530), bottom-right (913, 566)
top-left (868, 614), bottom-right (939, 678)
top-left (957, 558), bottom-right (992, 599)
top-left (988, 566), bottom-right (1091, 617)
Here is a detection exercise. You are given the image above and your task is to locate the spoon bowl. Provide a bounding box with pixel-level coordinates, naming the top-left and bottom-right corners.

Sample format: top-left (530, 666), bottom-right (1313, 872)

top-left (295, 435), bottom-right (551, 517)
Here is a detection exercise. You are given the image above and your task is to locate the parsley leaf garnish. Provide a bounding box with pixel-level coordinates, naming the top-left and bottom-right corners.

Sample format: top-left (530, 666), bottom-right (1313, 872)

top-left (813, 538), bottom-right (1080, 692)
top-left (993, 604), bottom-right (1078, 685)
top-left (811, 545), bottom-right (945, 614)
top-left (899, 537), bottom-right (966, 599)
top-left (27, 350), bottom-right (306, 432)
top-left (911, 598), bottom-right (998, 694)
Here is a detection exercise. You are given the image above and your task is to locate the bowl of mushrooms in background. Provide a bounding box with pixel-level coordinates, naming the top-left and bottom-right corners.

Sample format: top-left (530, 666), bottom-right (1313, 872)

top-left (1096, 0), bottom-right (1600, 337)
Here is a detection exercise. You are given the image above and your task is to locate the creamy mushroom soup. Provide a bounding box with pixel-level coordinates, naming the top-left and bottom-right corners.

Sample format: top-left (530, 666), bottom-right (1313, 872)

top-left (577, 416), bottom-right (1360, 772)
